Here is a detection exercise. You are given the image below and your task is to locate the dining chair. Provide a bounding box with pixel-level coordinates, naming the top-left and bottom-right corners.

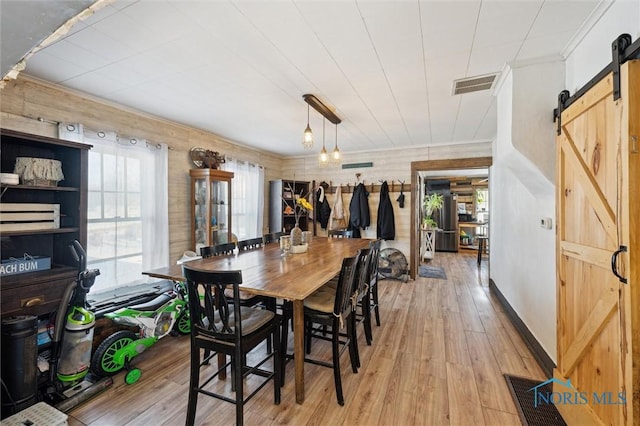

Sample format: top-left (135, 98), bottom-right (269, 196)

top-left (302, 254), bottom-right (360, 406)
top-left (328, 229), bottom-right (354, 238)
top-left (200, 242), bottom-right (237, 258)
top-left (183, 265), bottom-right (282, 426)
top-left (237, 237), bottom-right (264, 251)
top-left (351, 248), bottom-right (372, 367)
top-left (366, 239), bottom-right (382, 336)
top-left (321, 248), bottom-right (371, 365)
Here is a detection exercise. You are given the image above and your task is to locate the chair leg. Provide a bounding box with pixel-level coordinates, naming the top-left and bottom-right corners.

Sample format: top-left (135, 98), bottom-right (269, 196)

top-left (347, 314), bottom-right (359, 374)
top-left (362, 296), bottom-right (373, 346)
top-left (266, 298), bottom-right (276, 353)
top-left (273, 321), bottom-right (282, 404)
top-left (280, 313), bottom-right (289, 385)
top-left (332, 318), bottom-right (345, 406)
top-left (186, 343), bottom-right (201, 425)
top-left (234, 352), bottom-right (244, 426)
top-left (351, 312), bottom-right (361, 369)
top-left (371, 285), bottom-right (381, 326)
top-left (305, 321), bottom-right (312, 354)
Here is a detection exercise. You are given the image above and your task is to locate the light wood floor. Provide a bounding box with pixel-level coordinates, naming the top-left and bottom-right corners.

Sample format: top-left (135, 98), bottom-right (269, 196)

top-left (69, 251), bottom-right (546, 425)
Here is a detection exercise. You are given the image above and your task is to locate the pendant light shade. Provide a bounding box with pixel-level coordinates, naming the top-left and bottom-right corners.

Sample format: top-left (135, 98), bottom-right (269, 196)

top-left (302, 103), bottom-right (314, 149)
top-left (331, 123), bottom-right (340, 164)
top-left (319, 118), bottom-right (329, 167)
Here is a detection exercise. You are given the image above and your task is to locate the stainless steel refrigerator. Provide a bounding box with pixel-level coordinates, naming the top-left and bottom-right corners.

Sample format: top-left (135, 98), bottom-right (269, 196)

top-left (435, 194), bottom-right (459, 252)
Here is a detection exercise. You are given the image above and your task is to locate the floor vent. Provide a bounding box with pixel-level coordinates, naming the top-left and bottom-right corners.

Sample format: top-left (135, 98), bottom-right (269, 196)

top-left (453, 73), bottom-right (498, 95)
top-left (504, 374), bottom-right (567, 426)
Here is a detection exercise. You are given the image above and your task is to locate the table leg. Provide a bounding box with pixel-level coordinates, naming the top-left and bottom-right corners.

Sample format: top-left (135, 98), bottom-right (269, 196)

top-left (293, 299), bottom-right (305, 404)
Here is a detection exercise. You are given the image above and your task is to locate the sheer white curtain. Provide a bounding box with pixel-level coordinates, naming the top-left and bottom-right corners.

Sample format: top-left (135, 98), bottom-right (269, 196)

top-left (60, 125), bottom-right (169, 292)
top-left (222, 158), bottom-right (264, 240)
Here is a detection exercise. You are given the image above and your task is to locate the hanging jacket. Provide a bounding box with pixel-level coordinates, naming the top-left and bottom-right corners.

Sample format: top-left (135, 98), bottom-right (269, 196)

top-left (315, 186), bottom-right (331, 229)
top-left (377, 181), bottom-right (395, 240)
top-left (349, 183), bottom-right (370, 230)
top-left (328, 185), bottom-right (348, 230)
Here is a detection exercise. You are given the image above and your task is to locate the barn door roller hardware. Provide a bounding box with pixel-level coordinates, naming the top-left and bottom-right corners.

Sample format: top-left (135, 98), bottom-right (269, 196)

top-left (553, 33), bottom-right (640, 135)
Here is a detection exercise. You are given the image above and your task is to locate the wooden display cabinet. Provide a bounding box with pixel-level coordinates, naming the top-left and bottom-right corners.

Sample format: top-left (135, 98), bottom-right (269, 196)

top-left (190, 169), bottom-right (233, 253)
top-left (1, 129), bottom-right (90, 318)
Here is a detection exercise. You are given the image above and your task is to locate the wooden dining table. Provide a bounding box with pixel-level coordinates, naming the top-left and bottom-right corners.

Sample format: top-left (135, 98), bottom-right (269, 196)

top-left (142, 236), bottom-right (370, 404)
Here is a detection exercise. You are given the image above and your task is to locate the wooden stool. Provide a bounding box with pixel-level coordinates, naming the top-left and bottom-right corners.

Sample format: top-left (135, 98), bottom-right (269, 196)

top-left (477, 236), bottom-right (488, 266)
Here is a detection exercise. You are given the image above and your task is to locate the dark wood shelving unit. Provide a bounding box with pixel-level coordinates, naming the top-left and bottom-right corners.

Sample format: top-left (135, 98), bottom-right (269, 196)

top-left (269, 179), bottom-right (310, 233)
top-left (1, 128), bottom-right (90, 318)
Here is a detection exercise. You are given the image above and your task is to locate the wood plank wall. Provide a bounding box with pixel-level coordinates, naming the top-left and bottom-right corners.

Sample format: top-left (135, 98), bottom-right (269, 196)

top-left (0, 75), bottom-right (283, 263)
top-left (282, 143), bottom-right (492, 257)
top-left (1, 75), bottom-right (493, 263)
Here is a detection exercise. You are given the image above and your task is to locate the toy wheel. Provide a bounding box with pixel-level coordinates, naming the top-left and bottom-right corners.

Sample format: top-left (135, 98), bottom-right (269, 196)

top-left (175, 310), bottom-right (191, 335)
top-left (91, 330), bottom-right (137, 377)
top-left (125, 368), bottom-right (142, 385)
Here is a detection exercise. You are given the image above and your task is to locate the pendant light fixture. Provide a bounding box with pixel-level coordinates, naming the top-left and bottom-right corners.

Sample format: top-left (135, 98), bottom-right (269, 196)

top-left (331, 123), bottom-right (340, 164)
top-left (302, 94), bottom-right (342, 165)
top-left (302, 103), bottom-right (313, 149)
top-left (319, 118), bottom-right (328, 167)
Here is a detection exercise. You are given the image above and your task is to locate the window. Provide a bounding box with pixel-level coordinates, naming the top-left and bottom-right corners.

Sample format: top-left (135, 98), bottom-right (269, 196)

top-left (82, 130), bottom-right (169, 293)
top-left (222, 158), bottom-right (264, 240)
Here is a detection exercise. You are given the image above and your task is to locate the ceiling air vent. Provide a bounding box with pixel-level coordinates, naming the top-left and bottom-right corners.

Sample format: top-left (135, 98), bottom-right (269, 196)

top-left (452, 73), bottom-right (498, 95)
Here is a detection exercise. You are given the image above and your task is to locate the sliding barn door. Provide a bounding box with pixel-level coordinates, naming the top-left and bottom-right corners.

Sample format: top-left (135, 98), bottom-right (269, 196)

top-left (555, 60), bottom-right (638, 425)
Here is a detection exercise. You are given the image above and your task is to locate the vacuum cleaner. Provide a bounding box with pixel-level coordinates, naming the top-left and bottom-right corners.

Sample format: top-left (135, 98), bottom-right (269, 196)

top-left (43, 240), bottom-right (113, 412)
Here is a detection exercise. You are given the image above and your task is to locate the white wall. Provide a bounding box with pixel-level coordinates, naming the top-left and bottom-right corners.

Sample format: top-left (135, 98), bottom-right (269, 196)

top-left (491, 0), bottom-right (640, 364)
top-left (565, 0), bottom-right (640, 93)
top-left (491, 62), bottom-right (562, 362)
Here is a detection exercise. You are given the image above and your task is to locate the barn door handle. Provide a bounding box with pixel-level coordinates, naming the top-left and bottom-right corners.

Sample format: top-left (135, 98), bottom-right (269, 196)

top-left (611, 245), bottom-right (628, 284)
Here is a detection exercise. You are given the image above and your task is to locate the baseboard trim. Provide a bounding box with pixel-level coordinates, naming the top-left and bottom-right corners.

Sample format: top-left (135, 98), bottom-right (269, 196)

top-left (489, 278), bottom-right (556, 378)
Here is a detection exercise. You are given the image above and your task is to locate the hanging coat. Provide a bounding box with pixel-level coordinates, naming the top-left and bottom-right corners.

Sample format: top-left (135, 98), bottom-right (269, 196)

top-left (328, 185), bottom-right (348, 230)
top-left (396, 181), bottom-right (405, 208)
top-left (377, 181), bottom-right (395, 240)
top-left (315, 186), bottom-right (331, 229)
top-left (349, 183), bottom-right (370, 231)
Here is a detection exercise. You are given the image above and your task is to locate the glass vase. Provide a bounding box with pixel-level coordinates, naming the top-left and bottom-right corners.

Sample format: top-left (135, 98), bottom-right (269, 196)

top-left (290, 223), bottom-right (303, 246)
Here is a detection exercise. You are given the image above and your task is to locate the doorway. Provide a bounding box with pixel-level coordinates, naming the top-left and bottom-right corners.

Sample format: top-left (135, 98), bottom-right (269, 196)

top-left (410, 157), bottom-right (493, 279)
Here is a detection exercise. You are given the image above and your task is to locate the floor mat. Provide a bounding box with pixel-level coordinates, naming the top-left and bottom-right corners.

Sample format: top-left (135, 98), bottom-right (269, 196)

top-left (418, 265), bottom-right (447, 280)
top-left (504, 375), bottom-right (567, 426)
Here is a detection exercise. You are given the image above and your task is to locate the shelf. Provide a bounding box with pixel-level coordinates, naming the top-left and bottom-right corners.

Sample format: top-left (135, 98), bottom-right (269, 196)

top-left (1, 128), bottom-right (90, 319)
top-left (0, 264), bottom-right (77, 288)
top-left (1, 184), bottom-right (79, 192)
top-left (0, 227), bottom-right (80, 237)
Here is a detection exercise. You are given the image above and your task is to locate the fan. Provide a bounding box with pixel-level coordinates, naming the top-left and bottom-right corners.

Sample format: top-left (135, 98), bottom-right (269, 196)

top-left (378, 248), bottom-right (409, 283)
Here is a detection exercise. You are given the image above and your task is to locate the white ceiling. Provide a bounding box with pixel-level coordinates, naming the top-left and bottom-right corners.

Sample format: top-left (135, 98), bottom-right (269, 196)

top-left (9, 0), bottom-right (603, 157)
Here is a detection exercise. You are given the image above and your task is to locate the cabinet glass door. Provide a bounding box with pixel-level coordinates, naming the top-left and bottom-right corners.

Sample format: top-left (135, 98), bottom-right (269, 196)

top-left (190, 169), bottom-right (234, 253)
top-left (193, 178), bottom-right (208, 249)
top-left (210, 179), bottom-right (229, 244)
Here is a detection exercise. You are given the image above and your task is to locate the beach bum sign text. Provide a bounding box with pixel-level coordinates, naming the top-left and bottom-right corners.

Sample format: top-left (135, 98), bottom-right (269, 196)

top-left (529, 378), bottom-right (626, 408)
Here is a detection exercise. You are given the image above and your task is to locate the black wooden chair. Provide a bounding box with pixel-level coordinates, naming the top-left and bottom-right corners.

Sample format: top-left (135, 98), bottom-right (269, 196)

top-left (302, 254), bottom-right (360, 405)
top-left (200, 242), bottom-right (236, 258)
top-left (183, 265), bottom-right (282, 426)
top-left (321, 247), bottom-right (371, 364)
top-left (237, 237), bottom-right (264, 251)
top-left (366, 239), bottom-right (382, 336)
top-left (328, 229), bottom-right (354, 238)
top-left (351, 248), bottom-right (372, 367)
